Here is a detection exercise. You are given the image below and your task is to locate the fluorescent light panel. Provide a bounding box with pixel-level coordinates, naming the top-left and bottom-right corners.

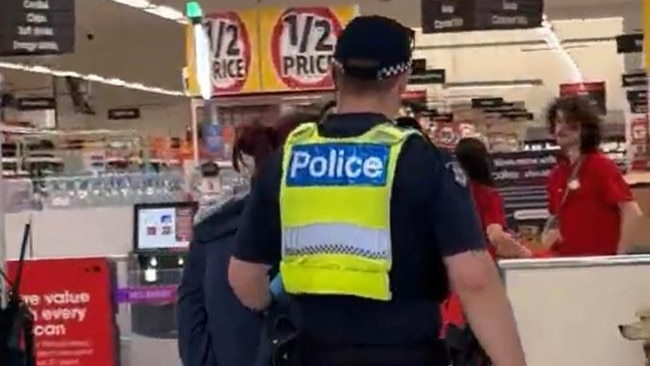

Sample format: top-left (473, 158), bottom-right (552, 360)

top-left (0, 62), bottom-right (186, 97)
top-left (0, 0), bottom-right (188, 96)
top-left (107, 0), bottom-right (186, 24)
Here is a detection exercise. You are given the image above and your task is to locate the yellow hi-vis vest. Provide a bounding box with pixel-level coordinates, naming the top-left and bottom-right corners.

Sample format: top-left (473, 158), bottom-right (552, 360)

top-left (279, 122), bottom-right (416, 301)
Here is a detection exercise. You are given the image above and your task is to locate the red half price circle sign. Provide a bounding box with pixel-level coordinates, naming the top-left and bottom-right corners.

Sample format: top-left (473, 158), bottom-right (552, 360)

top-left (271, 7), bottom-right (343, 90)
top-left (205, 11), bottom-right (252, 94)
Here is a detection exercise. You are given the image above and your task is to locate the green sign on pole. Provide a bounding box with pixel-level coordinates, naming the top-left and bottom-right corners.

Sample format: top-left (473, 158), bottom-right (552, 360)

top-left (185, 1), bottom-right (203, 19)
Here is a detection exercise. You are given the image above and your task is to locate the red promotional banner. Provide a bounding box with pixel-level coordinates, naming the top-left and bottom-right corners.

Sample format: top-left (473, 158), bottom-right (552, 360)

top-left (559, 81), bottom-right (607, 115)
top-left (7, 257), bottom-right (117, 366)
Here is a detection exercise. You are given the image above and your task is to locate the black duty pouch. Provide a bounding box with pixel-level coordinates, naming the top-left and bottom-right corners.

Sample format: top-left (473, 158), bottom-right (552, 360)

top-left (265, 301), bottom-right (300, 366)
top-left (445, 324), bottom-right (492, 366)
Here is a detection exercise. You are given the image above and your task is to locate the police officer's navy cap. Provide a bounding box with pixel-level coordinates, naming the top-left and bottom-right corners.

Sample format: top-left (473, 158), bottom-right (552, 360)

top-left (334, 15), bottom-right (413, 81)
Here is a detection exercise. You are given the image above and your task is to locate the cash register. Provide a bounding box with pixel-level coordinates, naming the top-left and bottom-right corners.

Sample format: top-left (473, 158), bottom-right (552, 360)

top-left (128, 201), bottom-right (197, 339)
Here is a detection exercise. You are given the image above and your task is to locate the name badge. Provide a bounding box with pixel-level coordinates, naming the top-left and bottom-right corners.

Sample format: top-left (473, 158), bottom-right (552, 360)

top-left (286, 143), bottom-right (390, 187)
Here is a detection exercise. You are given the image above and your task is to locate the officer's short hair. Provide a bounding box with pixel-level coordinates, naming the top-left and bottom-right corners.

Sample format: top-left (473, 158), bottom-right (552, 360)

top-left (335, 70), bottom-right (399, 94)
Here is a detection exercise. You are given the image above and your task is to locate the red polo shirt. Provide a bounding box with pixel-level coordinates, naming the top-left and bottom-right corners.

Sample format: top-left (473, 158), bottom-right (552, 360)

top-left (470, 182), bottom-right (507, 257)
top-left (547, 151), bottom-right (632, 256)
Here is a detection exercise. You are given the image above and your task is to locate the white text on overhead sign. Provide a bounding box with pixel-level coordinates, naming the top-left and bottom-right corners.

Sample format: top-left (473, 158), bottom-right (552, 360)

top-left (433, 18), bottom-right (464, 30)
top-left (281, 13), bottom-right (335, 80)
top-left (17, 26), bottom-right (54, 36)
top-left (12, 40), bottom-right (58, 52)
top-left (23, 0), bottom-right (50, 10)
top-left (490, 15), bottom-right (528, 26)
top-left (502, 1), bottom-right (518, 11)
top-left (209, 18), bottom-right (246, 82)
top-left (25, 12), bottom-right (48, 24)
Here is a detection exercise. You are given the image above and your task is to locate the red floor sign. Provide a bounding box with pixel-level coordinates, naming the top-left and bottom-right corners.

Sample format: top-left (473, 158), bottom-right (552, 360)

top-left (7, 257), bottom-right (117, 366)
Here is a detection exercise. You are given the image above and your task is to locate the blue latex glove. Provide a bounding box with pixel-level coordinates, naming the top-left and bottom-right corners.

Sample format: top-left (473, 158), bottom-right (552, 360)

top-left (269, 274), bottom-right (289, 305)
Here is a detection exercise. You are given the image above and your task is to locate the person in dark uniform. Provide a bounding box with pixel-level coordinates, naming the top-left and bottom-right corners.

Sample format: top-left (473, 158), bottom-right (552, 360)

top-left (228, 15), bottom-right (526, 366)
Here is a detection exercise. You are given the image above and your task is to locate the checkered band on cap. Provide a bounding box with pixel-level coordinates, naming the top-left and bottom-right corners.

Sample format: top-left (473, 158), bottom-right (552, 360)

top-left (332, 59), bottom-right (411, 80)
top-left (377, 61), bottom-right (411, 80)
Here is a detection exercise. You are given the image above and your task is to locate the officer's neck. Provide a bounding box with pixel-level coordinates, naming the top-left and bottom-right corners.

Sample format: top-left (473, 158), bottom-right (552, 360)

top-left (336, 98), bottom-right (397, 118)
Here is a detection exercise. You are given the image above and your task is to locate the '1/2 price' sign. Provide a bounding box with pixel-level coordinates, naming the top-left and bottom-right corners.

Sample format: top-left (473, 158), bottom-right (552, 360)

top-left (271, 7), bottom-right (343, 90)
top-left (205, 11), bottom-right (252, 94)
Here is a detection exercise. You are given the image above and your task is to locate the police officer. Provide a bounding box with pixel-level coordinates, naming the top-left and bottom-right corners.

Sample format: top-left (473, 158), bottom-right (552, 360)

top-left (228, 15), bottom-right (527, 366)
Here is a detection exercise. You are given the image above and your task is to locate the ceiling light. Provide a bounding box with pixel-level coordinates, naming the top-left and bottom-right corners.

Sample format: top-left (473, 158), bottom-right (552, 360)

top-left (107, 0), bottom-right (187, 24)
top-left (0, 62), bottom-right (187, 97)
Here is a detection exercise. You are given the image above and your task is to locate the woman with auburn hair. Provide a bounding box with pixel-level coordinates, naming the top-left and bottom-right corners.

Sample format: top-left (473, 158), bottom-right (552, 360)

top-left (177, 111), bottom-right (320, 366)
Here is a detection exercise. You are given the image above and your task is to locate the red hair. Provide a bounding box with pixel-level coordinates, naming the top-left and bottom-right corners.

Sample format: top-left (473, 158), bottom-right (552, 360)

top-left (232, 111), bottom-right (320, 176)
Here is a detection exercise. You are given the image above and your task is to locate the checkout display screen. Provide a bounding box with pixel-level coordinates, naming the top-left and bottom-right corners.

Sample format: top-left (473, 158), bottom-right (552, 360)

top-left (135, 203), bottom-right (196, 251)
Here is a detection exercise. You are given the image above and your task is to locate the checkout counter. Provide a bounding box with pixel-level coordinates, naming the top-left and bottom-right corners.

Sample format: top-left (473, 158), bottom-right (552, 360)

top-left (501, 255), bottom-right (650, 366)
top-left (498, 177), bottom-right (650, 366)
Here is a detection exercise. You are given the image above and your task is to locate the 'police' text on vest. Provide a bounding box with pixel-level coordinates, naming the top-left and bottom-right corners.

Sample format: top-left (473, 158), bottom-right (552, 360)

top-left (286, 143), bottom-right (390, 187)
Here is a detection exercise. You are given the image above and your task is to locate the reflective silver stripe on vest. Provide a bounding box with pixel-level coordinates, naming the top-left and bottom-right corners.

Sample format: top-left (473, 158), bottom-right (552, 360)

top-left (282, 223), bottom-right (391, 261)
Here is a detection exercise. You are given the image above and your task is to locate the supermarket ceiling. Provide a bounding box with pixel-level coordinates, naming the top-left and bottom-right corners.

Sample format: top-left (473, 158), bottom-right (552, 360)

top-left (0, 0), bottom-right (641, 97)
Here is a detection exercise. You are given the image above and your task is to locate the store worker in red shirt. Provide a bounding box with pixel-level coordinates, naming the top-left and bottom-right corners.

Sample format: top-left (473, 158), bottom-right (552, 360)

top-left (455, 137), bottom-right (532, 259)
top-left (543, 95), bottom-right (642, 256)
top-left (441, 137), bottom-right (532, 330)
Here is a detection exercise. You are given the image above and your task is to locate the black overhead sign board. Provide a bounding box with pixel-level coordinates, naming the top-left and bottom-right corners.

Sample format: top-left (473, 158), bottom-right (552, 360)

top-left (615, 33), bottom-right (643, 54)
top-left (621, 72), bottom-right (647, 87)
top-left (421, 0), bottom-right (543, 33)
top-left (471, 97), bottom-right (504, 109)
top-left (626, 90), bottom-right (647, 114)
top-left (0, 0), bottom-right (76, 56)
top-left (421, 0), bottom-right (475, 33)
top-left (473, 0), bottom-right (543, 31)
top-left (108, 108), bottom-right (141, 120)
top-left (408, 69), bottom-right (446, 84)
top-left (16, 97), bottom-right (56, 110)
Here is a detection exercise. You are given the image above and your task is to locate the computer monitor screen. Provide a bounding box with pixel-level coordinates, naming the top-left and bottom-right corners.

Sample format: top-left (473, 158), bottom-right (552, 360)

top-left (133, 202), bottom-right (198, 251)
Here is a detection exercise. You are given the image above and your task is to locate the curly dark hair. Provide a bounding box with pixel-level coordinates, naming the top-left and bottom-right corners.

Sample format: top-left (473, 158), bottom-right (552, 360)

top-left (546, 95), bottom-right (602, 153)
top-left (454, 137), bottom-right (494, 187)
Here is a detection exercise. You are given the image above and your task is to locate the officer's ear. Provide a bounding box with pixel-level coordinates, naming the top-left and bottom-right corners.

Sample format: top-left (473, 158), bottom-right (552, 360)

top-left (395, 73), bottom-right (408, 95)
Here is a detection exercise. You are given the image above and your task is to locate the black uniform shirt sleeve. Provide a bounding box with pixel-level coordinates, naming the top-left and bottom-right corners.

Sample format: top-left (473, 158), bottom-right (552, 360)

top-left (407, 138), bottom-right (486, 257)
top-left (233, 150), bottom-right (283, 265)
